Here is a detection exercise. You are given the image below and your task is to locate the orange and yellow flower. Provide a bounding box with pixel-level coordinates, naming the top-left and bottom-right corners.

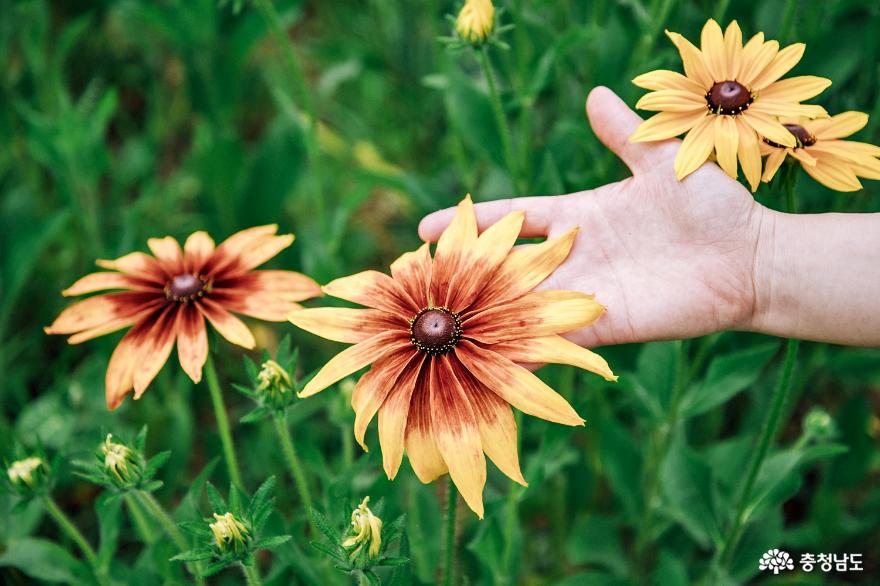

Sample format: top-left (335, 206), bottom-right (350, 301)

top-left (760, 112), bottom-right (880, 192)
top-left (46, 225), bottom-right (321, 409)
top-left (630, 19), bottom-right (830, 191)
top-left (289, 196), bottom-right (615, 517)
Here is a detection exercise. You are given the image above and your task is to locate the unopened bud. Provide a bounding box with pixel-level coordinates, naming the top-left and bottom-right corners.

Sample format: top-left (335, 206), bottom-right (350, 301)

top-left (101, 434), bottom-right (137, 484)
top-left (256, 360), bottom-right (293, 403)
top-left (456, 0), bottom-right (495, 44)
top-left (210, 512), bottom-right (250, 553)
top-left (342, 496), bottom-right (383, 559)
top-left (8, 457), bottom-right (46, 489)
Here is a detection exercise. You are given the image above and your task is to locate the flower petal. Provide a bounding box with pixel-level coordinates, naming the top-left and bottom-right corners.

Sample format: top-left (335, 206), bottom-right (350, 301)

top-left (289, 307), bottom-right (402, 344)
top-left (802, 157), bottom-right (862, 191)
top-left (378, 354), bottom-right (425, 479)
top-left (207, 225), bottom-right (293, 276)
top-left (323, 270), bottom-right (418, 317)
top-left (431, 356), bottom-right (487, 518)
top-left (448, 357), bottom-right (526, 486)
top-left (632, 70), bottom-right (705, 94)
top-left (700, 19), bottom-right (727, 81)
top-left (750, 100), bottom-right (827, 119)
top-left (476, 227), bottom-right (578, 308)
top-left (147, 236), bottom-right (185, 275)
top-left (714, 115), bottom-right (739, 179)
top-left (298, 331), bottom-right (411, 398)
top-left (390, 243), bottom-right (433, 309)
top-left (736, 117), bottom-right (762, 192)
top-left (45, 292), bottom-right (163, 336)
top-left (739, 37), bottom-right (778, 87)
top-left (761, 149), bottom-right (788, 183)
top-left (490, 335), bottom-right (617, 382)
top-left (635, 90), bottom-right (707, 112)
top-left (183, 231), bottom-right (216, 274)
top-left (750, 43), bottom-right (806, 90)
top-left (96, 252), bottom-right (167, 284)
top-left (724, 21), bottom-right (743, 80)
top-left (743, 110), bottom-right (796, 147)
top-left (430, 195), bottom-right (478, 309)
top-left (674, 114), bottom-right (716, 180)
top-left (62, 272), bottom-right (157, 296)
top-left (353, 350), bottom-right (419, 451)
top-left (811, 112), bottom-right (870, 140)
top-left (665, 30), bottom-right (713, 88)
top-left (405, 369), bottom-right (448, 483)
top-left (104, 313), bottom-right (157, 409)
top-left (465, 290), bottom-right (605, 344)
top-left (758, 76), bottom-right (831, 103)
top-left (133, 306), bottom-right (178, 398)
top-left (630, 110), bottom-right (708, 143)
top-left (197, 298), bottom-right (256, 349)
top-left (456, 340), bottom-right (584, 426)
top-left (177, 303), bottom-right (208, 384)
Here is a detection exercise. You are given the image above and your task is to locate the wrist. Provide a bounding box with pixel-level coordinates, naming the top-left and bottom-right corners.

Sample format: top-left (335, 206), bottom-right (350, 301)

top-left (743, 205), bottom-right (786, 336)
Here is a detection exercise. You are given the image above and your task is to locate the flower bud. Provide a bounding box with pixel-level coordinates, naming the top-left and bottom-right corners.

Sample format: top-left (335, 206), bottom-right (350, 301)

top-left (456, 0), bottom-right (495, 45)
top-left (210, 512), bottom-right (250, 553)
top-left (342, 496), bottom-right (383, 559)
top-left (7, 457), bottom-right (46, 490)
top-left (256, 360), bottom-right (293, 406)
top-left (804, 408), bottom-right (836, 441)
top-left (101, 434), bottom-right (138, 484)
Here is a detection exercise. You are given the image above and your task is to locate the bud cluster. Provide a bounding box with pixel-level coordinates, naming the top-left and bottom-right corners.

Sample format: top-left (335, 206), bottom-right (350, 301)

top-left (76, 427), bottom-right (169, 492)
top-left (234, 336), bottom-right (301, 420)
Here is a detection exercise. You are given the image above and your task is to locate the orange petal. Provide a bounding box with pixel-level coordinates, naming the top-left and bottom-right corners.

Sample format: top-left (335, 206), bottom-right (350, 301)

top-left (449, 357), bottom-right (526, 486)
top-left (197, 298), bottom-right (256, 349)
top-left (323, 270), bottom-right (418, 317)
top-left (105, 317), bottom-right (154, 409)
top-left (464, 290), bottom-right (606, 344)
top-left (490, 335), bottom-right (617, 382)
top-left (184, 231), bottom-right (216, 274)
top-left (289, 307), bottom-right (402, 344)
top-left (62, 272), bottom-right (157, 296)
top-left (431, 356), bottom-right (486, 518)
top-left (209, 290), bottom-right (303, 321)
top-left (378, 355), bottom-right (425, 479)
top-left (132, 306), bottom-right (178, 398)
top-left (353, 350), bottom-right (420, 451)
top-left (45, 292), bottom-right (163, 336)
top-left (390, 243), bottom-right (433, 309)
top-left (147, 236), bottom-right (185, 275)
top-left (220, 270), bottom-right (322, 301)
top-left (298, 331), bottom-right (411, 398)
top-left (430, 195), bottom-right (478, 309)
top-left (476, 227), bottom-right (578, 308)
top-left (96, 252), bottom-right (167, 284)
top-left (67, 304), bottom-right (162, 344)
top-left (404, 369), bottom-right (448, 483)
top-left (674, 114), bottom-right (715, 180)
top-left (206, 225), bottom-right (290, 276)
top-left (456, 340), bottom-right (584, 426)
top-left (177, 303), bottom-right (208, 383)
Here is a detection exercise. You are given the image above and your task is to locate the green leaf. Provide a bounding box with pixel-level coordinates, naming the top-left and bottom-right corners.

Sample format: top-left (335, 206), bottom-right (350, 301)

top-left (96, 491), bottom-right (122, 570)
top-left (377, 556), bottom-right (409, 566)
top-left (143, 450), bottom-right (171, 480)
top-left (310, 540), bottom-right (346, 562)
top-left (597, 414), bottom-right (643, 522)
top-left (240, 406), bottom-right (269, 424)
top-left (254, 534), bottom-right (291, 550)
top-left (0, 537), bottom-right (92, 584)
top-left (363, 569), bottom-right (382, 586)
top-left (680, 342), bottom-right (780, 418)
top-left (565, 515), bottom-right (626, 576)
top-left (310, 507), bottom-right (341, 542)
top-left (170, 547), bottom-right (215, 562)
top-left (659, 436), bottom-right (721, 548)
top-left (206, 482), bottom-right (227, 514)
top-left (441, 69), bottom-right (504, 167)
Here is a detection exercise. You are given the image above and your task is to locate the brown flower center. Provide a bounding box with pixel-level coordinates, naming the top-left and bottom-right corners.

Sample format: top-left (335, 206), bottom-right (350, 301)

top-left (166, 274), bottom-right (208, 302)
top-left (706, 80), bottom-right (753, 115)
top-left (410, 307), bottom-right (461, 355)
top-left (763, 123), bottom-right (817, 149)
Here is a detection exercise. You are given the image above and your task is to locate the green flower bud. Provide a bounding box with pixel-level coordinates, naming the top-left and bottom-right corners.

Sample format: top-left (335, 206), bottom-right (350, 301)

top-left (255, 359), bottom-right (294, 407)
top-left (210, 512), bottom-right (250, 553)
top-left (804, 408), bottom-right (836, 441)
top-left (101, 434), bottom-right (138, 485)
top-left (342, 496), bottom-right (383, 559)
top-left (7, 457), bottom-right (46, 490)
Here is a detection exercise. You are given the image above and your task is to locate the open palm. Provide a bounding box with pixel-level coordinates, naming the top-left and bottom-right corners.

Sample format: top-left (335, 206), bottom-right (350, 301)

top-left (419, 87), bottom-right (767, 348)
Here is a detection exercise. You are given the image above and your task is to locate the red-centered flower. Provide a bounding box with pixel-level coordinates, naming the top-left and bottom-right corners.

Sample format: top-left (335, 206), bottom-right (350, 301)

top-left (289, 196), bottom-right (616, 518)
top-left (46, 225), bottom-right (321, 409)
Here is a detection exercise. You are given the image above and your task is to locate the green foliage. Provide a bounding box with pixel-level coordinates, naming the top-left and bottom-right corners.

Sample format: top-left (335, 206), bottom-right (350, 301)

top-left (1, 1), bottom-right (879, 585)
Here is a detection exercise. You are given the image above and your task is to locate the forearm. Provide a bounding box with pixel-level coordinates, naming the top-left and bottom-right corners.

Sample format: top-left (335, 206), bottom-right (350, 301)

top-left (750, 209), bottom-right (880, 346)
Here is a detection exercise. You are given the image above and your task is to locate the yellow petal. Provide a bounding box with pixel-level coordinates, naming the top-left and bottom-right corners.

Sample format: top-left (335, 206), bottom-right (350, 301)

top-left (739, 38), bottom-right (778, 87)
top-left (430, 195), bottom-right (478, 308)
top-left (750, 100), bottom-right (827, 119)
top-left (674, 114), bottom-right (716, 180)
top-left (632, 70), bottom-right (705, 94)
top-left (700, 19), bottom-right (727, 81)
top-left (490, 335), bottom-right (617, 382)
top-left (802, 158), bottom-right (862, 192)
top-left (635, 90), bottom-right (706, 112)
top-left (758, 76), bottom-right (831, 103)
top-left (724, 21), bottom-right (743, 80)
top-left (323, 270), bottom-right (418, 317)
top-left (352, 351), bottom-right (418, 451)
top-left (378, 355), bottom-right (425, 479)
top-left (714, 115), bottom-right (739, 179)
top-left (811, 111), bottom-right (869, 140)
top-left (197, 298), bottom-right (256, 349)
top-left (665, 30), bottom-right (713, 88)
top-left (457, 340), bottom-right (584, 426)
top-left (743, 110), bottom-right (796, 147)
top-left (147, 236), bottom-right (184, 274)
top-left (630, 110), bottom-right (708, 143)
top-left (750, 43), bottom-right (806, 90)
top-left (736, 117), bottom-right (762, 192)
top-left (405, 376), bottom-right (448, 483)
top-left (183, 231), bottom-right (215, 273)
top-left (289, 307), bottom-right (400, 344)
top-left (761, 149), bottom-right (788, 183)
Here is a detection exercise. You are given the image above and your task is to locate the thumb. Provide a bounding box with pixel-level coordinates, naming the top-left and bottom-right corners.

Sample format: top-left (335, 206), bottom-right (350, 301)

top-left (586, 86), bottom-right (669, 174)
top-left (418, 195), bottom-right (566, 242)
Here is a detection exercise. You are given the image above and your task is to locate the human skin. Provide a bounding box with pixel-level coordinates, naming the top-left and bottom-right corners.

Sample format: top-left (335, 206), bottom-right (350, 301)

top-left (418, 86), bottom-right (880, 348)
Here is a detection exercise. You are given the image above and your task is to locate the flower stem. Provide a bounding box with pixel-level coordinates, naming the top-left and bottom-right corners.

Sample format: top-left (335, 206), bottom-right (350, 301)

top-left (41, 495), bottom-right (99, 567)
top-left (272, 413), bottom-right (319, 536)
top-left (205, 354), bottom-right (243, 488)
top-left (478, 47), bottom-right (522, 192)
top-left (717, 338), bottom-right (799, 568)
top-left (135, 490), bottom-right (207, 585)
top-left (240, 562), bottom-right (263, 586)
top-left (441, 477), bottom-right (458, 586)
top-left (124, 492), bottom-right (156, 544)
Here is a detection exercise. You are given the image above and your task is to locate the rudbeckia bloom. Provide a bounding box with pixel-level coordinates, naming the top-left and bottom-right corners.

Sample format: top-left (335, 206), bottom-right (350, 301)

top-left (760, 112), bottom-right (880, 191)
top-left (630, 19), bottom-right (831, 191)
top-left (46, 225), bottom-right (321, 409)
top-left (456, 0), bottom-right (495, 44)
top-left (289, 196), bottom-right (615, 517)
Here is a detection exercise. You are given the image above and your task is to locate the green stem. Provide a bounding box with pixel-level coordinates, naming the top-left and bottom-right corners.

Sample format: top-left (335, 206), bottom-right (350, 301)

top-left (205, 354), bottom-right (243, 487)
top-left (240, 562), bottom-right (263, 586)
top-left (442, 477), bottom-right (458, 586)
top-left (478, 47), bottom-right (522, 192)
top-left (273, 413), bottom-right (319, 536)
top-left (500, 411), bottom-right (523, 585)
top-left (124, 492), bottom-right (156, 544)
top-left (717, 338), bottom-right (799, 568)
top-left (41, 495), bottom-right (99, 566)
top-left (135, 490), bottom-right (207, 586)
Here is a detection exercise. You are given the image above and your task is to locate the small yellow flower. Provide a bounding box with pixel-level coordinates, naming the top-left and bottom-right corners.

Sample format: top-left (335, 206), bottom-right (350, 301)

top-left (342, 497), bottom-right (383, 559)
top-left (456, 0), bottom-right (495, 44)
top-left (760, 112), bottom-right (880, 191)
top-left (101, 434), bottom-right (135, 483)
top-left (210, 512), bottom-right (250, 552)
top-left (7, 457), bottom-right (45, 488)
top-left (256, 359), bottom-right (293, 397)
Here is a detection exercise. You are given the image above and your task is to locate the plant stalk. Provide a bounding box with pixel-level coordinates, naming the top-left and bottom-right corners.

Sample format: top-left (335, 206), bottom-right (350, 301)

top-left (478, 47), bottom-right (522, 192)
top-left (241, 562), bottom-right (263, 586)
top-left (441, 477), bottom-right (458, 586)
top-left (135, 490), bottom-right (207, 585)
top-left (41, 495), bottom-right (99, 566)
top-left (205, 354), bottom-right (243, 487)
top-left (273, 413), bottom-right (319, 536)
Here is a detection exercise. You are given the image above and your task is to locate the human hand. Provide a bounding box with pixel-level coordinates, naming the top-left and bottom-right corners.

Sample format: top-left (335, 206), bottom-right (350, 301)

top-left (419, 86), bottom-right (768, 348)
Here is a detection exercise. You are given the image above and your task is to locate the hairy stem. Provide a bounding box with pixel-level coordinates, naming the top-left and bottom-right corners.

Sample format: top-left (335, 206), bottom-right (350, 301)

top-left (240, 562), bottom-right (263, 586)
top-left (273, 413), bottom-right (319, 536)
top-left (205, 354), bottom-right (243, 488)
top-left (42, 495), bottom-right (99, 566)
top-left (479, 47), bottom-right (522, 192)
top-left (441, 477), bottom-right (458, 586)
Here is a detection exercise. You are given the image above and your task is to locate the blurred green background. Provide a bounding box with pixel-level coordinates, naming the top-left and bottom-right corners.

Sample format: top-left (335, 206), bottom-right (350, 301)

top-left (1, 0), bottom-right (879, 584)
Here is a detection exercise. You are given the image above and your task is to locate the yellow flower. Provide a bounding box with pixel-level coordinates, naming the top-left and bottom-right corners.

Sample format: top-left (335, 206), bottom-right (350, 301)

top-left (760, 112), bottom-right (880, 191)
top-left (342, 497), bottom-right (383, 559)
top-left (630, 19), bottom-right (831, 191)
top-left (456, 0), bottom-right (495, 44)
top-left (290, 196), bottom-right (615, 518)
top-left (210, 512), bottom-right (250, 552)
top-left (101, 434), bottom-right (136, 483)
top-left (7, 457), bottom-right (45, 488)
